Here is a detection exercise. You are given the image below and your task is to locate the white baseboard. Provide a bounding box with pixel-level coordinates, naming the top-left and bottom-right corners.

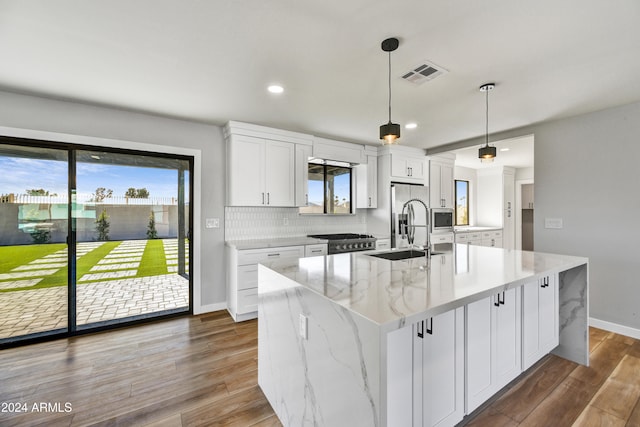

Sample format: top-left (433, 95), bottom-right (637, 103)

top-left (193, 302), bottom-right (227, 315)
top-left (590, 317), bottom-right (640, 340)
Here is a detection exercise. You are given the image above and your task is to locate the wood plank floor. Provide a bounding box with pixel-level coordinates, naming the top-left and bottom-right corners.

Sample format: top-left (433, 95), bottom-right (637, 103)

top-left (1, 312), bottom-right (639, 426)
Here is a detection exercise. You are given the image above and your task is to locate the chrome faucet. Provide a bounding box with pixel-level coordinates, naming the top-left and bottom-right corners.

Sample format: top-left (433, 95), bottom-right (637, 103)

top-left (401, 198), bottom-right (430, 253)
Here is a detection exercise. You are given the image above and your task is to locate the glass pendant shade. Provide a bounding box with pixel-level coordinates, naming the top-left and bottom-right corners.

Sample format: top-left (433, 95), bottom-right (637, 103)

top-left (380, 122), bottom-right (401, 144)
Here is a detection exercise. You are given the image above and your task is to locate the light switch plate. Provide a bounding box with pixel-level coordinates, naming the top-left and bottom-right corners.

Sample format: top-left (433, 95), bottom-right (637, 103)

top-left (545, 218), bottom-right (563, 229)
top-left (205, 218), bottom-right (220, 229)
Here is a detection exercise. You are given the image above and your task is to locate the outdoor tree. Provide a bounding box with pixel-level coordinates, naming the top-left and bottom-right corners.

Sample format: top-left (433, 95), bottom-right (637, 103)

top-left (125, 187), bottom-right (150, 198)
top-left (92, 187), bottom-right (113, 203)
top-left (95, 208), bottom-right (110, 241)
top-left (147, 210), bottom-right (158, 239)
top-left (25, 188), bottom-right (58, 196)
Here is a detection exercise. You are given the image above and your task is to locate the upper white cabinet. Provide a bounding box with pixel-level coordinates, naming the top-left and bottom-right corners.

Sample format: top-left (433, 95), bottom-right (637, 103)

top-left (522, 274), bottom-right (558, 370)
top-left (225, 121), bottom-right (313, 207)
top-left (466, 287), bottom-right (522, 413)
top-left (391, 153), bottom-right (426, 180)
top-left (356, 147), bottom-right (378, 208)
top-left (378, 145), bottom-right (427, 185)
top-left (429, 155), bottom-right (455, 209)
top-left (295, 144), bottom-right (312, 207)
top-left (522, 183), bottom-right (534, 209)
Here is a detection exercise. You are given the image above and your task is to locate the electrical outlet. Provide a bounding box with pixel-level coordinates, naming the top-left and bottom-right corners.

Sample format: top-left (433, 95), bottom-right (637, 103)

top-left (299, 314), bottom-right (308, 340)
top-left (205, 218), bottom-right (220, 229)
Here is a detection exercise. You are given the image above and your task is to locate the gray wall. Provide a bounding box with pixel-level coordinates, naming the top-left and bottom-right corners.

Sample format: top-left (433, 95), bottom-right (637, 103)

top-left (430, 101), bottom-right (640, 331)
top-left (0, 90), bottom-right (225, 308)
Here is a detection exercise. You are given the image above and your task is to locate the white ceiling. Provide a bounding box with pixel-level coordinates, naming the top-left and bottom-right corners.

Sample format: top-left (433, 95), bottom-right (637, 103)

top-left (1, 1), bottom-right (639, 149)
top-left (452, 135), bottom-right (534, 170)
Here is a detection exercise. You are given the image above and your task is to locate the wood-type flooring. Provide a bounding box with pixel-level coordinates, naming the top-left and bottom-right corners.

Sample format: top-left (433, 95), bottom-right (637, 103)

top-left (1, 311), bottom-right (639, 426)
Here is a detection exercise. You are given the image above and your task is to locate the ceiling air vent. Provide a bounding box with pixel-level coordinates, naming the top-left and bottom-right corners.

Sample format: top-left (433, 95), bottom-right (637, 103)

top-left (401, 61), bottom-right (448, 85)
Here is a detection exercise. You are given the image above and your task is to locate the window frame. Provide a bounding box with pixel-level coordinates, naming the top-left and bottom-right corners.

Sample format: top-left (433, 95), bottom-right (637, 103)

top-left (300, 162), bottom-right (354, 215)
top-left (455, 179), bottom-right (469, 226)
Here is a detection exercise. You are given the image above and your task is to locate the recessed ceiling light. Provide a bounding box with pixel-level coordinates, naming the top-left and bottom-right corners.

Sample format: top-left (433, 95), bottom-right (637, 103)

top-left (267, 85), bottom-right (284, 94)
top-left (405, 123), bottom-right (418, 129)
top-left (500, 148), bottom-right (510, 152)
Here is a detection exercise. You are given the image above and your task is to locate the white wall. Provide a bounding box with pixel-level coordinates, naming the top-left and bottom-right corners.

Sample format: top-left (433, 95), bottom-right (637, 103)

top-left (0, 90), bottom-right (226, 312)
top-left (454, 166), bottom-right (477, 225)
top-left (431, 100), bottom-right (640, 334)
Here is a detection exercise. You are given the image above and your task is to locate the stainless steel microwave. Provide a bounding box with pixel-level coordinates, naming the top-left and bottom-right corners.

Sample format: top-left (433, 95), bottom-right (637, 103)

top-left (431, 208), bottom-right (454, 233)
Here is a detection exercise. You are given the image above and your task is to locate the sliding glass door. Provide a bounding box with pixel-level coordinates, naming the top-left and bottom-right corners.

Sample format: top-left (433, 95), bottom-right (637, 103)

top-left (0, 144), bottom-right (69, 341)
top-left (0, 139), bottom-right (192, 345)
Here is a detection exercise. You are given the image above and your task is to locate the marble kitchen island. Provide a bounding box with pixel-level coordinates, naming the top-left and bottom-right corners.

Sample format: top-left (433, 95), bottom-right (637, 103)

top-left (258, 245), bottom-right (589, 427)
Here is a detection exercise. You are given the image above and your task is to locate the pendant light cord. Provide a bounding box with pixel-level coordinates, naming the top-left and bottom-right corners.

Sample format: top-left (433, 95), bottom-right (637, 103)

top-left (388, 50), bottom-right (392, 123)
top-left (485, 86), bottom-right (489, 146)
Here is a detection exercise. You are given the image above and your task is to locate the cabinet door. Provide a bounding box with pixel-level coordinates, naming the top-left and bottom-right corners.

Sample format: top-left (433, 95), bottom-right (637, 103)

top-left (494, 287), bottom-right (522, 391)
top-left (440, 162), bottom-right (454, 209)
top-left (228, 135), bottom-right (265, 206)
top-left (422, 308), bottom-right (464, 427)
top-left (429, 162), bottom-right (443, 208)
top-left (356, 155), bottom-right (378, 208)
top-left (407, 158), bottom-right (425, 180)
top-left (295, 144), bottom-right (312, 207)
top-left (264, 140), bottom-right (295, 206)
top-left (391, 154), bottom-right (410, 178)
top-left (367, 155), bottom-right (378, 207)
top-left (538, 275), bottom-right (559, 355)
top-left (387, 326), bottom-right (414, 427)
top-left (465, 296), bottom-right (493, 413)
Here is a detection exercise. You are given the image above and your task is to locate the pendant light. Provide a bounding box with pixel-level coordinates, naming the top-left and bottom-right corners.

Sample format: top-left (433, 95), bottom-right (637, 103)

top-left (380, 37), bottom-right (400, 144)
top-left (478, 83), bottom-right (496, 162)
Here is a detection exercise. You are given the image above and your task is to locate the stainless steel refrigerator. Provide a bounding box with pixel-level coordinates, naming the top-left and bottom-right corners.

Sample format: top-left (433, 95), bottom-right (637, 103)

top-left (390, 183), bottom-right (429, 249)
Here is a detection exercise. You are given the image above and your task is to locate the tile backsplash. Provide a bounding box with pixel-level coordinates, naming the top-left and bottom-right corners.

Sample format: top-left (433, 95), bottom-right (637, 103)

top-left (225, 207), bottom-right (367, 241)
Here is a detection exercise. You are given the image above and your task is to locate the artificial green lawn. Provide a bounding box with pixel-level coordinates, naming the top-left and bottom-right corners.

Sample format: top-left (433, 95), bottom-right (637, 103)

top-left (0, 239), bottom-right (171, 292)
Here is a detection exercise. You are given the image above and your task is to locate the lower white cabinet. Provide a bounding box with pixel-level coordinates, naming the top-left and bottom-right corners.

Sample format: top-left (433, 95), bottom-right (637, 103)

top-left (465, 287), bottom-right (522, 413)
top-left (304, 244), bottom-right (327, 257)
top-left (414, 308), bottom-right (465, 427)
top-left (387, 307), bottom-right (465, 427)
top-left (227, 245), bottom-right (307, 321)
top-left (522, 274), bottom-right (559, 370)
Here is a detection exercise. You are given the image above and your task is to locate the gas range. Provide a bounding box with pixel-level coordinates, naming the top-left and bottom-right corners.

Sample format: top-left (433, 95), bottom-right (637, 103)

top-left (307, 233), bottom-right (376, 254)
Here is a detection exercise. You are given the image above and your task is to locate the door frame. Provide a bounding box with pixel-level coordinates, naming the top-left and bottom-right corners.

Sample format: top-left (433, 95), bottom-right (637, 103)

top-left (0, 130), bottom-right (199, 347)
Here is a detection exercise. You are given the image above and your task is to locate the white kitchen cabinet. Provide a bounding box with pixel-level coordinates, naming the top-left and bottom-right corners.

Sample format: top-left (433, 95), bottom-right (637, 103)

top-left (480, 230), bottom-right (503, 248)
top-left (391, 153), bottom-right (426, 181)
top-left (522, 274), bottom-right (558, 370)
top-left (430, 233), bottom-right (454, 244)
top-left (414, 307), bottom-right (465, 427)
top-left (466, 287), bottom-right (522, 413)
top-left (304, 243), bottom-right (327, 257)
top-left (227, 245), bottom-right (305, 321)
top-left (429, 158), bottom-right (454, 209)
top-left (227, 134), bottom-right (295, 207)
top-left (356, 153), bottom-right (378, 208)
top-left (295, 143), bottom-right (312, 207)
top-left (477, 167), bottom-right (515, 250)
top-left (387, 307), bottom-right (464, 427)
top-left (522, 183), bottom-right (534, 209)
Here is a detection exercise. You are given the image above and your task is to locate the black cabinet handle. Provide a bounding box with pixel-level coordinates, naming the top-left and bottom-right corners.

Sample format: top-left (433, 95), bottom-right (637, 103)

top-left (495, 291), bottom-right (505, 306)
top-left (494, 293), bottom-right (500, 307)
top-left (426, 318), bottom-right (433, 335)
top-left (541, 276), bottom-right (549, 288)
top-left (417, 320), bottom-right (424, 339)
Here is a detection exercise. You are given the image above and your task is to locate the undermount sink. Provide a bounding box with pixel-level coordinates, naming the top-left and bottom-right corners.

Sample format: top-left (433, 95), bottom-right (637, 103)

top-left (368, 249), bottom-right (427, 260)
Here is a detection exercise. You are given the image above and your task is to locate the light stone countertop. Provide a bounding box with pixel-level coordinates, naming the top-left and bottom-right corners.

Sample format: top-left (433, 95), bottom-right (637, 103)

top-left (259, 244), bottom-right (588, 333)
top-left (454, 226), bottom-right (503, 232)
top-left (225, 236), bottom-right (328, 250)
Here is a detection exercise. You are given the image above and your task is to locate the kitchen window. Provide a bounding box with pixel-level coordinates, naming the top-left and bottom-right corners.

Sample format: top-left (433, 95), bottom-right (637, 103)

top-left (300, 162), bottom-right (353, 214)
top-left (455, 180), bottom-right (469, 226)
